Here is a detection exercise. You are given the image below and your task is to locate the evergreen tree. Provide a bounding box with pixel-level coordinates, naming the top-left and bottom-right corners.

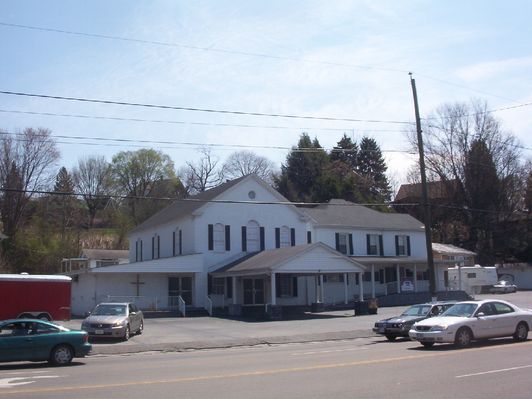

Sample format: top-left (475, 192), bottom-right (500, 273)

top-left (330, 134), bottom-right (358, 169)
top-left (275, 133), bottom-right (329, 202)
top-left (357, 137), bottom-right (392, 202)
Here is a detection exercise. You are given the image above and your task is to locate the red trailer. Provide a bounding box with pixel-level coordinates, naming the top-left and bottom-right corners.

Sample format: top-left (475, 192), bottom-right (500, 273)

top-left (0, 274), bottom-right (72, 321)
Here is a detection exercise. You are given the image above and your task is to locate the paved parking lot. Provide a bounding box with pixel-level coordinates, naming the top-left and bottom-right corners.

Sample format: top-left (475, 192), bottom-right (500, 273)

top-left (61, 291), bottom-right (532, 355)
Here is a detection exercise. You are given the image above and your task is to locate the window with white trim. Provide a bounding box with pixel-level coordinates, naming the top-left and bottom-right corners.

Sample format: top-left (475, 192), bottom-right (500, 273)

top-left (213, 223), bottom-right (225, 252)
top-left (367, 234), bottom-right (380, 255)
top-left (337, 233), bottom-right (348, 255)
top-left (247, 220), bottom-right (260, 252)
top-left (396, 235), bottom-right (408, 256)
top-left (280, 226), bottom-right (290, 248)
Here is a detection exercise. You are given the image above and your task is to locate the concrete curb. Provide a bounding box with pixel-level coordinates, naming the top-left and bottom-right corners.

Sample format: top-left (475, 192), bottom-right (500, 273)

top-left (89, 329), bottom-right (376, 356)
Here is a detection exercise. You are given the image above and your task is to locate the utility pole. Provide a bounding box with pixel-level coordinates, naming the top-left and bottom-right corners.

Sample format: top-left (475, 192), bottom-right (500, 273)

top-left (409, 73), bottom-right (436, 297)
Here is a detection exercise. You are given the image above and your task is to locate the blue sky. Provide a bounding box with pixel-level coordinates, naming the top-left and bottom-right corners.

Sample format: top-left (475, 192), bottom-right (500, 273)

top-left (1, 0), bottom-right (531, 188)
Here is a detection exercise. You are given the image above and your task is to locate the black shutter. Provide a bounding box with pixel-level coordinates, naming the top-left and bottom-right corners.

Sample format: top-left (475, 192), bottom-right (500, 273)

top-left (260, 227), bottom-right (265, 251)
top-left (151, 236), bottom-right (155, 259)
top-left (135, 240), bottom-right (138, 262)
top-left (395, 235), bottom-right (399, 256)
top-left (292, 276), bottom-right (298, 297)
top-left (226, 277), bottom-right (233, 299)
top-left (366, 234), bottom-right (371, 255)
top-left (157, 235), bottom-right (160, 258)
top-left (225, 225), bottom-right (231, 251)
top-left (241, 226), bottom-right (247, 252)
top-left (335, 233), bottom-right (340, 251)
top-left (276, 274), bottom-right (281, 298)
top-left (307, 231), bottom-right (312, 244)
top-left (172, 231), bottom-right (176, 256)
top-left (348, 234), bottom-right (354, 255)
top-left (379, 235), bottom-right (384, 256)
top-left (140, 240), bottom-right (143, 261)
top-left (208, 224), bottom-right (214, 251)
top-left (179, 230), bottom-right (182, 255)
top-left (275, 228), bottom-right (280, 248)
top-left (407, 236), bottom-right (411, 256)
top-left (290, 228), bottom-right (295, 246)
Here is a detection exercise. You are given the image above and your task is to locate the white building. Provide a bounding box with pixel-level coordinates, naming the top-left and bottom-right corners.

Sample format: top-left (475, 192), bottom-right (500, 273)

top-left (66, 174), bottom-right (430, 316)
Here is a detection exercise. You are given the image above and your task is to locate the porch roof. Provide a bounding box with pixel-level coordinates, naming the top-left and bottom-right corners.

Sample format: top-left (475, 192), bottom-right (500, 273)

top-left (67, 253), bottom-right (204, 274)
top-left (211, 242), bottom-right (366, 277)
top-left (351, 256), bottom-right (428, 266)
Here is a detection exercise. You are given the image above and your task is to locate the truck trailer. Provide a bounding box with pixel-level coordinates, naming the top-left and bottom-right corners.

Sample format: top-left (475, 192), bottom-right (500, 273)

top-left (0, 274), bottom-right (72, 321)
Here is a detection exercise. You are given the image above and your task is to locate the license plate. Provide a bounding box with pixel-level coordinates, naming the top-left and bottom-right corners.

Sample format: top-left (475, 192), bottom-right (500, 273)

top-left (95, 329), bottom-right (104, 335)
top-left (378, 327), bottom-right (385, 333)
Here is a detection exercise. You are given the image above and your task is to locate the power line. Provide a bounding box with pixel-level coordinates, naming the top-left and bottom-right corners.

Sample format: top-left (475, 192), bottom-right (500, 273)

top-left (0, 130), bottom-right (416, 154)
top-left (0, 108), bottom-right (405, 134)
top-left (0, 21), bottom-right (410, 74)
top-left (0, 90), bottom-right (414, 125)
top-left (1, 187), bottom-right (527, 215)
top-left (0, 21), bottom-right (518, 103)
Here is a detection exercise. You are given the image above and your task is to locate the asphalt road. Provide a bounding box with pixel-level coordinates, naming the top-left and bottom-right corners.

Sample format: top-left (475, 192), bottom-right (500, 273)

top-left (1, 335), bottom-right (531, 399)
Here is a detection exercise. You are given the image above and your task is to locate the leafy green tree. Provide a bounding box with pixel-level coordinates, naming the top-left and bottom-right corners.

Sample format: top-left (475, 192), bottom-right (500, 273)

top-left (111, 149), bottom-right (183, 225)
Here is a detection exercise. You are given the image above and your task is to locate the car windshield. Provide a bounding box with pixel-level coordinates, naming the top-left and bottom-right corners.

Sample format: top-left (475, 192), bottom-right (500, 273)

top-left (401, 305), bottom-right (431, 316)
top-left (92, 304), bottom-right (127, 316)
top-left (441, 303), bottom-right (478, 317)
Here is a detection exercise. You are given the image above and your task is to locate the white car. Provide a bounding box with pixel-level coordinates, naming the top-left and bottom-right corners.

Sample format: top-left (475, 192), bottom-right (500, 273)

top-left (409, 300), bottom-right (531, 348)
top-left (490, 280), bottom-right (517, 294)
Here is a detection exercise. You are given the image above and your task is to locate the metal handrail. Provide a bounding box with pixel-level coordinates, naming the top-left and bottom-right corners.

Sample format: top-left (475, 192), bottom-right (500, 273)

top-left (206, 296), bottom-right (213, 316)
top-left (177, 295), bottom-right (186, 317)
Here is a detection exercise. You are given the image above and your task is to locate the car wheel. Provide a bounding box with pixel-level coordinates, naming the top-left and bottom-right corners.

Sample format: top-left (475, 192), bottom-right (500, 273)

top-left (455, 327), bottom-right (473, 348)
top-left (49, 345), bottom-right (73, 366)
top-left (513, 322), bottom-right (528, 341)
top-left (422, 342), bottom-right (434, 348)
top-left (38, 313), bottom-right (51, 321)
top-left (385, 335), bottom-right (397, 341)
top-left (137, 320), bottom-right (143, 335)
top-left (123, 325), bottom-right (130, 341)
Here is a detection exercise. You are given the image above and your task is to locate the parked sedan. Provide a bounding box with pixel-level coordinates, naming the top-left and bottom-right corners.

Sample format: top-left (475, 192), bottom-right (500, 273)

top-left (409, 299), bottom-right (532, 348)
top-left (81, 302), bottom-right (143, 340)
top-left (0, 319), bottom-right (91, 365)
top-left (490, 280), bottom-right (517, 294)
top-left (373, 302), bottom-right (455, 341)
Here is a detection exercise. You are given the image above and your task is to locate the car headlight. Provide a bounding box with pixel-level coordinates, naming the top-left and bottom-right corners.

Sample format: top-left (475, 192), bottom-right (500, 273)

top-left (113, 320), bottom-right (126, 327)
top-left (430, 325), bottom-right (448, 332)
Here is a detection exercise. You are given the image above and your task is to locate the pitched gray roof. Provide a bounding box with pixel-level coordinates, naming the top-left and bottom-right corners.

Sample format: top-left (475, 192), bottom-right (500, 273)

top-left (81, 249), bottom-right (129, 260)
top-left (432, 243), bottom-right (476, 256)
top-left (131, 175), bottom-right (248, 234)
top-left (212, 242), bottom-right (364, 275)
top-left (301, 199), bottom-right (425, 231)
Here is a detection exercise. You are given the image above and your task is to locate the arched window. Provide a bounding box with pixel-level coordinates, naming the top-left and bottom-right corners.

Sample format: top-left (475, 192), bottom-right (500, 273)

top-left (213, 223), bottom-right (225, 252)
top-left (246, 220), bottom-right (260, 252)
top-left (152, 233), bottom-right (160, 259)
top-left (173, 227), bottom-right (182, 256)
top-left (280, 226), bottom-right (290, 248)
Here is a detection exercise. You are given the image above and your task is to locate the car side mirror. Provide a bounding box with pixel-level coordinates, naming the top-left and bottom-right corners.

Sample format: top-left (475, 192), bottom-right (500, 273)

top-left (476, 312), bottom-right (485, 317)
top-left (84, 311), bottom-right (91, 317)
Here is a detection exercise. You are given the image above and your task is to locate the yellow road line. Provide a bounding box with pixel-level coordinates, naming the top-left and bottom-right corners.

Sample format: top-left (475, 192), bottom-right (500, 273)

top-left (1, 341), bottom-right (531, 396)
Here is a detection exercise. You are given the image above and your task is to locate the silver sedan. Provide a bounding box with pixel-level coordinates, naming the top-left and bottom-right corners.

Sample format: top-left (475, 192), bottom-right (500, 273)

top-left (81, 303), bottom-right (144, 341)
top-left (409, 299), bottom-right (531, 348)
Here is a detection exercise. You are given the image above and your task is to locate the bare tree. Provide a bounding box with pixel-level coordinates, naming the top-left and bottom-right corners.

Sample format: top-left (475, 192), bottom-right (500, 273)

top-left (0, 128), bottom-right (59, 238)
top-left (220, 150), bottom-right (275, 183)
top-left (182, 147), bottom-right (223, 193)
top-left (72, 156), bottom-right (113, 228)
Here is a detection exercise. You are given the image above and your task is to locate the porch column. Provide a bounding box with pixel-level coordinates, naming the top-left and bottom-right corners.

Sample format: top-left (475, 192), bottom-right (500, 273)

top-left (315, 275), bottom-right (319, 303)
top-left (414, 264), bottom-right (417, 292)
top-left (396, 264), bottom-right (401, 293)
top-left (319, 275), bottom-right (324, 303)
top-left (232, 276), bottom-right (237, 304)
top-left (383, 267), bottom-right (387, 295)
top-left (359, 273), bottom-right (364, 301)
top-left (271, 272), bottom-right (276, 305)
top-left (371, 264), bottom-right (375, 298)
top-left (343, 273), bottom-right (348, 304)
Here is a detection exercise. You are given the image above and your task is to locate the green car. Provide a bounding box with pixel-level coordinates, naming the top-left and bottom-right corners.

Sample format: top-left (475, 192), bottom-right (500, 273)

top-left (0, 319), bottom-right (92, 365)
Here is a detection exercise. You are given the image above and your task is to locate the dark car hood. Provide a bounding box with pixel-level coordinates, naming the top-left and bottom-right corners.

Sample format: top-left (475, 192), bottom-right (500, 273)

top-left (380, 315), bottom-right (425, 323)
